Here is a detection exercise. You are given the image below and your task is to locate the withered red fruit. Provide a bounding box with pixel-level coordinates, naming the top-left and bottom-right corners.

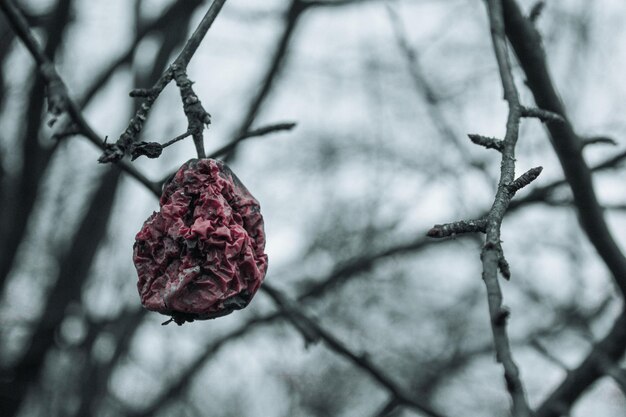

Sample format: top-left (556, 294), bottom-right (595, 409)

top-left (133, 159), bottom-right (267, 324)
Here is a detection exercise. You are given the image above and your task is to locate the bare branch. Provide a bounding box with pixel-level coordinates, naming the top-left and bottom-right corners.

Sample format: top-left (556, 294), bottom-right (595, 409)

top-left (502, 0), bottom-right (626, 298)
top-left (99, 0), bottom-right (227, 162)
top-left (173, 67), bottom-right (211, 158)
top-left (157, 122), bottom-right (297, 186)
top-left (0, 0), bottom-right (69, 119)
top-left (478, 1), bottom-right (532, 414)
top-left (208, 122), bottom-right (296, 158)
top-left (502, 0), bottom-right (626, 414)
top-left (0, 0), bottom-right (161, 196)
top-left (223, 0), bottom-right (304, 162)
top-left (306, 149), bottom-right (626, 300)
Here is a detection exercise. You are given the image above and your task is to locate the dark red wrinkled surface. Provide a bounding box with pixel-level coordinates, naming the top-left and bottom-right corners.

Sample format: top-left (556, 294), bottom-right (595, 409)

top-left (133, 159), bottom-right (267, 323)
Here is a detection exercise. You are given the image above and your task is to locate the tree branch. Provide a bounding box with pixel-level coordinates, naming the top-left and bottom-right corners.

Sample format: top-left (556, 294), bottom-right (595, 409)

top-left (208, 122), bottom-right (296, 158)
top-left (98, 0), bottom-right (227, 162)
top-left (478, 2), bottom-right (531, 414)
top-left (0, 0), bottom-right (161, 196)
top-left (502, 0), bottom-right (626, 298)
top-left (222, 0), bottom-right (306, 162)
top-left (428, 0), bottom-right (548, 412)
top-left (501, 0), bottom-right (626, 414)
top-left (0, 0), bottom-right (72, 291)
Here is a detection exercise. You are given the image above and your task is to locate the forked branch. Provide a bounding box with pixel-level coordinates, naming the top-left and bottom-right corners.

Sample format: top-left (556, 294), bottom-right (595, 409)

top-left (0, 0), bottom-right (160, 195)
top-left (98, 0), bottom-right (227, 163)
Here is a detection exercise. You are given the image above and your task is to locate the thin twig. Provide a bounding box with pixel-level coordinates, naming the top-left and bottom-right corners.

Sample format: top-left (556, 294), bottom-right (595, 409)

top-left (158, 122), bottom-right (297, 186)
top-left (208, 122), bottom-right (296, 158)
top-left (51, 1), bottom-right (206, 156)
top-left (162, 131), bottom-right (193, 148)
top-left (223, 0), bottom-right (305, 162)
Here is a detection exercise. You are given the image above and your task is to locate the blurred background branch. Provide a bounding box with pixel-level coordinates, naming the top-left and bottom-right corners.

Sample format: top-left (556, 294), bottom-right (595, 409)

top-left (0, 1), bottom-right (625, 417)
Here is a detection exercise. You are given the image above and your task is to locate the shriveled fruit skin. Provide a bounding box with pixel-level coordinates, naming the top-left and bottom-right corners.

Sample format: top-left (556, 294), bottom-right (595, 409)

top-left (133, 159), bottom-right (267, 324)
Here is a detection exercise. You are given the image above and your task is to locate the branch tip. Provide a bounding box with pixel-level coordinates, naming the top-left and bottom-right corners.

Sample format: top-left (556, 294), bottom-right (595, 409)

top-left (508, 166), bottom-right (543, 194)
top-left (427, 219), bottom-right (487, 238)
top-left (468, 134), bottom-right (504, 151)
